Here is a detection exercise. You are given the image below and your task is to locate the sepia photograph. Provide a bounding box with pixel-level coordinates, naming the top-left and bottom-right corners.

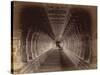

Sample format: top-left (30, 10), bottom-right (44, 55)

top-left (11, 1), bottom-right (97, 74)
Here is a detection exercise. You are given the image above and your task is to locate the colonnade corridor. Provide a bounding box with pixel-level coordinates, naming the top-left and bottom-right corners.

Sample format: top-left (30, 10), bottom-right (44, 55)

top-left (12, 1), bottom-right (97, 74)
